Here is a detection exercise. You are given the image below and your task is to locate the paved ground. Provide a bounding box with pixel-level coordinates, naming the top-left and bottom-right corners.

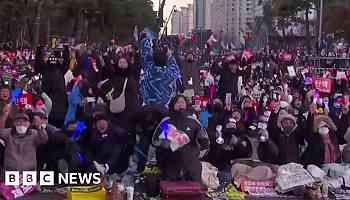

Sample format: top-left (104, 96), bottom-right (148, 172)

top-left (15, 193), bottom-right (64, 200)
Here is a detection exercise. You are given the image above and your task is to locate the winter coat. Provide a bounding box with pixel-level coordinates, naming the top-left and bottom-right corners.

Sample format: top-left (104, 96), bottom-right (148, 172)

top-left (108, 72), bottom-right (140, 130)
top-left (37, 124), bottom-right (72, 170)
top-left (205, 116), bottom-right (250, 170)
top-left (301, 115), bottom-right (341, 166)
top-left (180, 59), bottom-right (201, 95)
top-left (261, 113), bottom-right (304, 165)
top-left (217, 67), bottom-right (239, 104)
top-left (41, 66), bottom-right (68, 126)
top-left (152, 114), bottom-right (210, 182)
top-left (85, 125), bottom-right (129, 174)
top-left (330, 111), bottom-right (350, 145)
top-left (0, 128), bottom-right (48, 180)
top-left (140, 39), bottom-right (182, 108)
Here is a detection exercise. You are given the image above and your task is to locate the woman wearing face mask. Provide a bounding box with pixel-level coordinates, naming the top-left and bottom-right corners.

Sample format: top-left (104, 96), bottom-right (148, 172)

top-left (241, 96), bottom-right (257, 130)
top-left (106, 56), bottom-right (140, 130)
top-left (0, 112), bottom-right (48, 181)
top-left (291, 96), bottom-right (308, 128)
top-left (260, 111), bottom-right (304, 165)
top-left (301, 115), bottom-right (341, 166)
top-left (215, 107), bottom-right (253, 168)
top-left (152, 95), bottom-right (210, 182)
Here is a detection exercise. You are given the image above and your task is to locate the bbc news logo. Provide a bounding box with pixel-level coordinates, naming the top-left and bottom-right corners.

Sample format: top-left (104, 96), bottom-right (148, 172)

top-left (5, 171), bottom-right (102, 186)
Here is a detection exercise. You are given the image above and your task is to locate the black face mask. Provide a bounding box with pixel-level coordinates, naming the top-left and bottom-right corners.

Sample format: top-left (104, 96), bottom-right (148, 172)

top-left (282, 125), bottom-right (294, 136)
top-left (173, 109), bottom-right (188, 119)
top-left (213, 103), bottom-right (223, 113)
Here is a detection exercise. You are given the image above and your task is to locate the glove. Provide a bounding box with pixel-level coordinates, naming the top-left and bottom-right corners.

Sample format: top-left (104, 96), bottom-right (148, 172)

top-left (93, 161), bottom-right (109, 175)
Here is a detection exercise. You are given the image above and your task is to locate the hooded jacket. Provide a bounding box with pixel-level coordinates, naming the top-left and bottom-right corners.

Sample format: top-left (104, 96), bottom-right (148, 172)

top-left (140, 39), bottom-right (182, 108)
top-left (301, 115), bottom-right (340, 166)
top-left (261, 112), bottom-right (303, 165)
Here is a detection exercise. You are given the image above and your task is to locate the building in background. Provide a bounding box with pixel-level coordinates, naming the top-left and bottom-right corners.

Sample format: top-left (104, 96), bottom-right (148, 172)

top-left (209, 0), bottom-right (268, 46)
top-left (171, 11), bottom-right (182, 34)
top-left (171, 4), bottom-right (194, 35)
top-left (194, 0), bottom-right (206, 29)
top-left (204, 0), bottom-right (213, 29)
top-left (210, 0), bottom-right (226, 33)
top-left (188, 4), bottom-right (194, 32)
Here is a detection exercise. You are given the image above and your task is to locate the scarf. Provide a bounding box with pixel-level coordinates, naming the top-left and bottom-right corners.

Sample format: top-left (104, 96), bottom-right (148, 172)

top-left (321, 134), bottom-right (336, 163)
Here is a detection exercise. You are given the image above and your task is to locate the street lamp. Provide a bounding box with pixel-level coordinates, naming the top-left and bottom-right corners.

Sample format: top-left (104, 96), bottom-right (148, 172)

top-left (318, 0), bottom-right (324, 53)
top-left (161, 5), bottom-right (177, 37)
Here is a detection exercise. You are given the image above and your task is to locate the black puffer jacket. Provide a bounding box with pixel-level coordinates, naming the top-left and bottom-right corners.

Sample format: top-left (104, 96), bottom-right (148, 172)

top-left (262, 112), bottom-right (304, 165)
top-left (217, 66), bottom-right (239, 104)
top-left (85, 125), bottom-right (129, 174)
top-left (152, 114), bottom-right (210, 182)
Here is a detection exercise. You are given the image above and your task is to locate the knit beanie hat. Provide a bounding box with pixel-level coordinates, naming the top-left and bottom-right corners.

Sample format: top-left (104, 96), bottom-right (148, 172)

top-left (33, 106), bottom-right (48, 119)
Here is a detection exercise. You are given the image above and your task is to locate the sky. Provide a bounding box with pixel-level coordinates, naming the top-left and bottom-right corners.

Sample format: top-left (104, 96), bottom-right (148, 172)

top-left (151, 0), bottom-right (192, 32)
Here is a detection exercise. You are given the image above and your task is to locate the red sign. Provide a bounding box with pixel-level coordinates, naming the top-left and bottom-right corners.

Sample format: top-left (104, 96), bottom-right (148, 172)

top-left (314, 78), bottom-right (332, 93)
top-left (283, 53), bottom-right (292, 61)
top-left (242, 49), bottom-right (253, 61)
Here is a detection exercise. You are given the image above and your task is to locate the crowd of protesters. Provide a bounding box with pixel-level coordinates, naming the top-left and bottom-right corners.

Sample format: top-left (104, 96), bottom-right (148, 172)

top-left (0, 30), bottom-right (350, 199)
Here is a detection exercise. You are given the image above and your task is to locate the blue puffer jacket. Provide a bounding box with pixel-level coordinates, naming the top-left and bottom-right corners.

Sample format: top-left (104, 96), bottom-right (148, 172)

top-left (140, 39), bottom-right (181, 108)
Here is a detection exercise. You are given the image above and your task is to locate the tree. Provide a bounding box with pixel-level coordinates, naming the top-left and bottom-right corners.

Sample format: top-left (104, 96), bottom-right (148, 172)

top-left (0, 0), bottom-right (158, 46)
top-left (157, 0), bottom-right (166, 31)
top-left (271, 0), bottom-right (346, 51)
top-left (324, 5), bottom-right (350, 41)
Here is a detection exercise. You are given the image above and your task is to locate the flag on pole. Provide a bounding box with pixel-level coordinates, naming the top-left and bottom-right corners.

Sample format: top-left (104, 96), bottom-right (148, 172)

top-left (178, 33), bottom-right (186, 46)
top-left (230, 42), bottom-right (236, 50)
top-left (133, 25), bottom-right (139, 42)
top-left (239, 31), bottom-right (246, 47)
top-left (206, 34), bottom-right (217, 49)
top-left (242, 49), bottom-right (253, 61)
top-left (190, 33), bottom-right (197, 46)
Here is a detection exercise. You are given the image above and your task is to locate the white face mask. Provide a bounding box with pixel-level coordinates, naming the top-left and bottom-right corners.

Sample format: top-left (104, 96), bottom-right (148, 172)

top-left (319, 127), bottom-right (329, 135)
top-left (136, 135), bottom-right (141, 143)
top-left (16, 126), bottom-right (28, 134)
top-left (41, 123), bottom-right (47, 130)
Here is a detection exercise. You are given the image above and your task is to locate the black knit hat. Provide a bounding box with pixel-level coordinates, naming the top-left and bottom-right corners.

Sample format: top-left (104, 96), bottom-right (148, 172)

top-left (93, 113), bottom-right (109, 122)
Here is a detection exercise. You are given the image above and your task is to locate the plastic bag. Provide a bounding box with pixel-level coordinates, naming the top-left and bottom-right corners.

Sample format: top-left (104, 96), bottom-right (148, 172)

top-left (201, 162), bottom-right (220, 189)
top-left (276, 163), bottom-right (315, 193)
